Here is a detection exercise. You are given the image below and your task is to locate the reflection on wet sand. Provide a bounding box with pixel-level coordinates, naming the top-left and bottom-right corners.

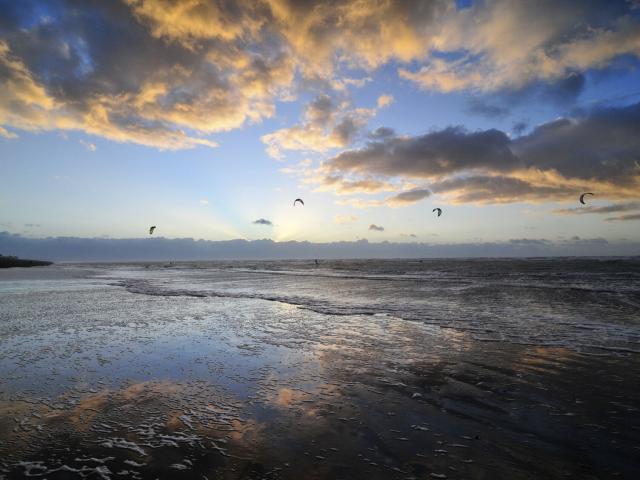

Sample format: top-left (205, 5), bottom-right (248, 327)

top-left (1, 268), bottom-right (639, 479)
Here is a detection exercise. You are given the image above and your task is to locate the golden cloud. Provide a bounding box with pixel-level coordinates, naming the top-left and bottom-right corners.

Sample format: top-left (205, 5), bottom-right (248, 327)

top-left (125, 0), bottom-right (263, 46)
top-left (0, 41), bottom-right (219, 149)
top-left (402, 1), bottom-right (640, 92)
top-left (334, 214), bottom-right (358, 224)
top-left (261, 95), bottom-right (379, 159)
top-left (1, 0), bottom-right (640, 151)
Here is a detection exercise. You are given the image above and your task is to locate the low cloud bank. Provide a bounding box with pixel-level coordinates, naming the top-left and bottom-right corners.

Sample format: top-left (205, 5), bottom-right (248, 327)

top-left (1, 232), bottom-right (638, 261)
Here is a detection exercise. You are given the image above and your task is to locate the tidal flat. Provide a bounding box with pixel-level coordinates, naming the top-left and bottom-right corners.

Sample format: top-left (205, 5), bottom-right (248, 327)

top-left (1, 261), bottom-right (639, 479)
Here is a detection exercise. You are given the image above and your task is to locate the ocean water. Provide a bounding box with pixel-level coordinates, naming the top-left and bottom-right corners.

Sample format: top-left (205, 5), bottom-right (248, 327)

top-left (1, 258), bottom-right (639, 479)
top-left (102, 257), bottom-right (640, 354)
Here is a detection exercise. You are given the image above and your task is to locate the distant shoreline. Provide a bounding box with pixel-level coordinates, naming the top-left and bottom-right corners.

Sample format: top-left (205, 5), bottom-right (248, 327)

top-left (0, 255), bottom-right (52, 268)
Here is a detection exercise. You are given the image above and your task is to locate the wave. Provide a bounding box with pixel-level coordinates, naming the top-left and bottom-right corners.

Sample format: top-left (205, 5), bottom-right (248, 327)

top-left (113, 278), bottom-right (640, 356)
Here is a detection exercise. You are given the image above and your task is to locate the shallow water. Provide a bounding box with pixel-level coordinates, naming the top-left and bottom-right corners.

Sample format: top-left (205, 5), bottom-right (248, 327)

top-left (1, 260), bottom-right (639, 479)
top-left (108, 258), bottom-right (640, 354)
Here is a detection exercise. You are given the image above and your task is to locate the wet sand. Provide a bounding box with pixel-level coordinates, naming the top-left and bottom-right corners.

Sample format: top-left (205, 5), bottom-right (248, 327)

top-left (1, 266), bottom-right (639, 479)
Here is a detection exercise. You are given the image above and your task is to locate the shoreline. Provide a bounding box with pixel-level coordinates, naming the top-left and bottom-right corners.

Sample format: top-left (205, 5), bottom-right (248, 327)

top-left (0, 256), bottom-right (52, 268)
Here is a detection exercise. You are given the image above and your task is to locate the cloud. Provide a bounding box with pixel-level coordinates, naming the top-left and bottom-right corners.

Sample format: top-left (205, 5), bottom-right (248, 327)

top-left (330, 76), bottom-right (372, 91)
top-left (6, 0), bottom-right (432, 152)
top-left (462, 73), bottom-right (588, 120)
top-left (386, 188), bottom-right (431, 206)
top-left (253, 218), bottom-right (273, 226)
top-left (555, 201), bottom-right (640, 222)
top-left (1, 0), bottom-right (639, 152)
top-left (327, 126), bottom-right (518, 179)
top-left (264, 0), bottom-right (449, 76)
top-left (80, 139), bottom-right (96, 152)
top-left (313, 174), bottom-right (399, 195)
top-left (0, 2), bottom-right (290, 149)
top-left (334, 215), bottom-right (357, 225)
top-left (3, 231), bottom-right (638, 261)
top-left (537, 72), bottom-right (586, 105)
top-left (199, 199), bottom-right (209, 205)
top-left (555, 202), bottom-right (640, 215)
top-left (512, 103), bottom-right (640, 184)
top-left (335, 189), bottom-right (433, 209)
top-left (368, 224), bottom-right (384, 232)
top-left (401, 233), bottom-right (418, 238)
top-left (322, 102), bottom-right (640, 206)
top-left (512, 121), bottom-right (529, 135)
top-left (376, 94), bottom-right (394, 108)
top-left (261, 95), bottom-right (378, 159)
top-left (400, 1), bottom-right (640, 93)
top-left (368, 127), bottom-right (395, 140)
top-left (305, 95), bottom-right (335, 127)
top-left (466, 98), bottom-right (510, 119)
top-left (606, 213), bottom-right (640, 221)
top-left (0, 125), bottom-right (17, 139)
top-left (429, 175), bottom-right (577, 204)
top-left (124, 0), bottom-right (260, 46)
top-left (336, 198), bottom-right (384, 209)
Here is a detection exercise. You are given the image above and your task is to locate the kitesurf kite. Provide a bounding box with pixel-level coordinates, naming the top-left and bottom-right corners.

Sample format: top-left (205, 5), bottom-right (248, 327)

top-left (579, 192), bottom-right (594, 205)
top-left (294, 198), bottom-right (304, 206)
top-left (433, 208), bottom-right (442, 217)
top-left (149, 226), bottom-right (156, 235)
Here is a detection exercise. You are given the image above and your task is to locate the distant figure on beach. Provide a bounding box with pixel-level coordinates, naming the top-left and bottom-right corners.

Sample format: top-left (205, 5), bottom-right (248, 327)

top-left (579, 192), bottom-right (594, 204)
top-left (294, 198), bottom-right (304, 207)
top-left (315, 259), bottom-right (319, 266)
top-left (433, 207), bottom-right (442, 217)
top-left (149, 226), bottom-right (156, 235)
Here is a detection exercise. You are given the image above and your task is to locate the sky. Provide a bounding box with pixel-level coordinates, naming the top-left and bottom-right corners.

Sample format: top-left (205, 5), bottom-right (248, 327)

top-left (1, 0), bottom-right (640, 258)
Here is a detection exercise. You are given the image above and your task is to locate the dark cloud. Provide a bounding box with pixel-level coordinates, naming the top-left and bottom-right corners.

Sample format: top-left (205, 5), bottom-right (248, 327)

top-left (324, 102), bottom-right (640, 204)
top-left (253, 218), bottom-right (273, 226)
top-left (367, 127), bottom-right (395, 140)
top-left (329, 127), bottom-right (517, 179)
top-left (451, 70), bottom-right (588, 128)
top-left (368, 224), bottom-right (384, 231)
top-left (331, 115), bottom-right (362, 145)
top-left (513, 102), bottom-right (640, 184)
top-left (539, 72), bottom-right (586, 105)
top-left (512, 120), bottom-right (528, 135)
top-left (305, 94), bottom-right (334, 127)
top-left (462, 73), bottom-right (585, 122)
top-left (387, 188), bottom-right (431, 205)
top-left (499, 73), bottom-right (587, 108)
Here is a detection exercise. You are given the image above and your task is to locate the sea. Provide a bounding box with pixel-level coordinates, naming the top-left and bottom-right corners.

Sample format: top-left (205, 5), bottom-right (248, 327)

top-left (104, 257), bottom-right (640, 354)
top-left (1, 257), bottom-right (639, 479)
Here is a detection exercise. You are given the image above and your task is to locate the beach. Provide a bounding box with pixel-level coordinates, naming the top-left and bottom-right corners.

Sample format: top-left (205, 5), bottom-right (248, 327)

top-left (1, 259), bottom-right (639, 479)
